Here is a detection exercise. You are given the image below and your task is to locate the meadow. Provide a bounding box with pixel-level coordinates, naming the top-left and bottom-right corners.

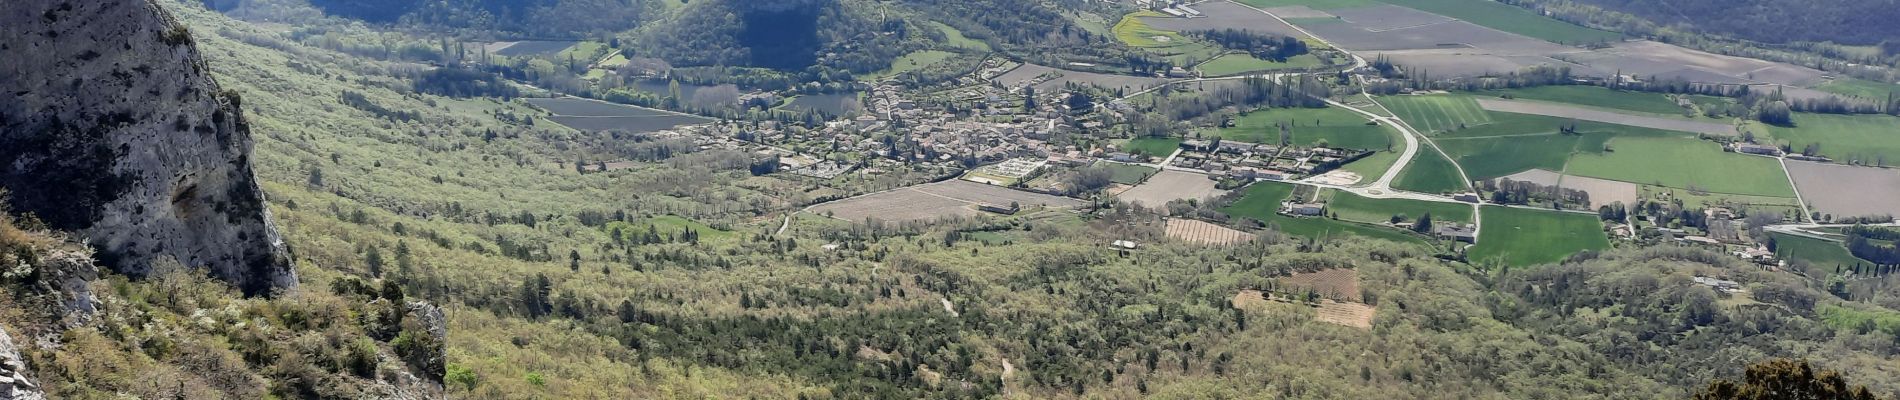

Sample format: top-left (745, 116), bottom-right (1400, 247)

top-left (927, 22), bottom-right (991, 52)
top-left (861, 50), bottom-right (958, 81)
top-left (1336, 149), bottom-right (1399, 183)
top-left (1468, 206), bottom-right (1611, 267)
top-left (1488, 86), bottom-right (1688, 116)
top-left (1393, 147), bottom-right (1469, 193)
top-left (1210, 106), bottom-right (1393, 150)
top-left (1099, 162), bottom-right (1161, 185)
top-left (1815, 78), bottom-right (1900, 100)
top-left (1759, 113), bottom-right (1900, 165)
top-left (1124, 137), bottom-right (1184, 157)
top-left (1113, 11), bottom-right (1225, 65)
top-left (1565, 136), bottom-right (1796, 197)
top-left (1223, 182), bottom-right (1428, 244)
top-left (1771, 233), bottom-right (1869, 275)
top-left (1198, 53), bottom-right (1327, 76)
top-left (1432, 132), bottom-right (1593, 181)
top-left (1380, 0), bottom-right (1622, 44)
top-left (1325, 191), bottom-right (1475, 225)
top-left (1379, 94), bottom-right (1493, 134)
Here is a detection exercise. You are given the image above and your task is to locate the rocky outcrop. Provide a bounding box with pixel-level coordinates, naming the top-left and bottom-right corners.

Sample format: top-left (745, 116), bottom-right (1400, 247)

top-left (0, 327), bottom-right (45, 400)
top-left (0, 0), bottom-right (294, 295)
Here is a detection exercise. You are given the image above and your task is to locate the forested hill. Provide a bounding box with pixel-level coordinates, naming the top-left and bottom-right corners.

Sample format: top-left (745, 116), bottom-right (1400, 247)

top-left (1566, 0), bottom-right (1900, 46)
top-left (634, 0), bottom-right (921, 73)
top-left (203, 0), bottom-right (661, 37)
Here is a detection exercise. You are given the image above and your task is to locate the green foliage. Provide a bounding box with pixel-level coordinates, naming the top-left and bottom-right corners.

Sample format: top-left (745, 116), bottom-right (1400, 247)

top-left (1468, 206), bottom-right (1610, 266)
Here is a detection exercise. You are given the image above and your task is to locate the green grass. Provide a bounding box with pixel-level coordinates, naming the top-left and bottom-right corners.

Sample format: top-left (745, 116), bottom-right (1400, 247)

top-left (1098, 162), bottom-right (1160, 185)
top-left (1210, 107), bottom-right (1392, 150)
top-left (1327, 191), bottom-right (1474, 225)
top-left (928, 22), bottom-right (991, 52)
top-left (1222, 182), bottom-right (1427, 244)
top-left (557, 41), bottom-right (607, 61)
top-left (1113, 11), bottom-right (1227, 65)
top-left (1433, 130), bottom-right (1602, 180)
top-left (1124, 137), bottom-right (1184, 158)
top-left (1488, 86), bottom-right (1688, 116)
top-left (1815, 78), bottom-right (1900, 100)
top-left (1771, 233), bottom-right (1869, 272)
top-left (1758, 113), bottom-right (1900, 165)
top-left (1197, 53), bottom-right (1326, 76)
top-left (1565, 136), bottom-right (1796, 197)
top-left (1469, 206), bottom-right (1610, 267)
top-left (1394, 147), bottom-right (1469, 193)
top-left (1381, 0), bottom-right (1622, 44)
top-left (1379, 95), bottom-right (1493, 135)
top-left (1233, 0), bottom-right (1382, 10)
top-left (860, 50), bottom-right (957, 81)
top-left (1817, 305), bottom-right (1900, 335)
top-left (1337, 150), bottom-right (1399, 183)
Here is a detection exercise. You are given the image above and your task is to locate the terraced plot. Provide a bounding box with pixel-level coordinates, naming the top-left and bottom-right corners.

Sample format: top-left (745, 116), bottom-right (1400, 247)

top-left (1165, 218), bottom-right (1256, 245)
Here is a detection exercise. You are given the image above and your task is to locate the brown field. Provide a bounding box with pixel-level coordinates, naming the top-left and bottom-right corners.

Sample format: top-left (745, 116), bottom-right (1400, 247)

top-left (1314, 300), bottom-right (1376, 329)
top-left (1499, 169), bottom-right (1638, 209)
top-left (1278, 268), bottom-right (1362, 302)
top-left (1475, 97), bottom-right (1735, 136)
top-left (1566, 41), bottom-right (1827, 87)
top-left (1231, 290), bottom-right (1269, 309)
top-left (1118, 170), bottom-right (1225, 207)
top-left (809, 180), bottom-right (1084, 224)
top-left (1785, 161), bottom-right (1900, 219)
top-left (1140, 1), bottom-right (1307, 38)
top-left (1165, 218), bottom-right (1255, 245)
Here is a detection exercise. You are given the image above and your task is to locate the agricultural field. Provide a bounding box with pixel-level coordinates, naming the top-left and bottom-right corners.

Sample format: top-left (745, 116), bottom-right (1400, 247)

top-left (1379, 94), bottom-right (1493, 134)
top-left (810, 180), bottom-right (1084, 224)
top-left (1488, 86), bottom-right (1689, 115)
top-left (1222, 182), bottom-right (1427, 244)
top-left (1475, 98), bottom-right (1734, 136)
top-left (1784, 161), bottom-right (1900, 219)
top-left (861, 50), bottom-right (957, 81)
top-left (522, 97), bottom-right (714, 133)
top-left (1335, 149), bottom-right (1400, 183)
top-left (1097, 162), bottom-right (1161, 185)
top-left (927, 22), bottom-right (990, 51)
top-left (1815, 78), bottom-right (1900, 100)
top-left (1140, 1), bottom-right (1310, 38)
top-left (1236, 0), bottom-right (1382, 10)
top-left (1758, 113), bottom-right (1900, 165)
top-left (1380, 0), bottom-right (1622, 44)
top-left (1164, 218), bottom-right (1256, 245)
top-left (1771, 233), bottom-right (1869, 273)
top-left (1393, 147), bottom-right (1468, 193)
top-left (1432, 132), bottom-right (1597, 181)
top-left (1278, 268), bottom-right (1363, 302)
top-left (1210, 106), bottom-right (1393, 150)
top-left (1469, 206), bottom-right (1611, 267)
top-left (1325, 191), bottom-right (1475, 225)
top-left (1120, 170), bottom-right (1225, 207)
top-left (1123, 137), bottom-right (1184, 157)
top-left (1642, 187), bottom-right (1805, 220)
top-left (1565, 136), bottom-right (1796, 197)
top-left (1198, 53), bottom-right (1327, 76)
top-left (491, 40), bottom-right (579, 57)
top-left (1113, 10), bottom-right (1225, 65)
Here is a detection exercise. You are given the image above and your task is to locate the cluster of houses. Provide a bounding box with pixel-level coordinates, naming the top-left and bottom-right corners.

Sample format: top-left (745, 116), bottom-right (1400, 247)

top-left (1172, 139), bottom-right (1366, 182)
top-left (1275, 199), bottom-right (1480, 243)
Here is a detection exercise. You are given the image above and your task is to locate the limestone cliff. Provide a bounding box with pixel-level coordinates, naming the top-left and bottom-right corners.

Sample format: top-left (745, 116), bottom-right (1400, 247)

top-left (0, 0), bottom-right (295, 295)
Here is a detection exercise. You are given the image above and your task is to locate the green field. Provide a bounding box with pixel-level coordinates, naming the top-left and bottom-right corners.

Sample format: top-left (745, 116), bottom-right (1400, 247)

top-left (1489, 86), bottom-right (1688, 116)
top-left (1394, 147), bottom-right (1469, 193)
top-left (1327, 191), bottom-right (1474, 225)
top-left (1234, 0), bottom-right (1382, 10)
top-left (1113, 11), bottom-right (1225, 65)
top-left (1469, 206), bottom-right (1611, 267)
top-left (1197, 53), bottom-right (1326, 76)
top-left (1771, 233), bottom-right (1869, 273)
top-left (1336, 150), bottom-right (1399, 183)
top-left (1222, 182), bottom-right (1427, 244)
top-left (1098, 162), bottom-right (1160, 185)
top-left (861, 50), bottom-right (957, 81)
top-left (928, 22), bottom-right (991, 52)
top-left (1817, 305), bottom-right (1900, 336)
top-left (1565, 136), bottom-right (1796, 197)
top-left (1379, 94), bottom-right (1493, 134)
top-left (1381, 0), bottom-right (1622, 44)
top-left (1433, 131), bottom-right (1605, 180)
top-left (1124, 137), bottom-right (1184, 157)
top-left (1815, 78), bottom-right (1900, 100)
top-left (1758, 113), bottom-right (1900, 164)
top-left (1210, 106), bottom-right (1392, 150)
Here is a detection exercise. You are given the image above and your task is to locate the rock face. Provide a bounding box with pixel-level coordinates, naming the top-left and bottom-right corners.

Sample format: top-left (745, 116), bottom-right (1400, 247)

top-left (0, 327), bottom-right (45, 400)
top-left (0, 0), bottom-right (295, 295)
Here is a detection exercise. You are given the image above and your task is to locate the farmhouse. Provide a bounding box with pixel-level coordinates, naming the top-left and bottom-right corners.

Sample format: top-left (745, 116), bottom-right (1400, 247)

top-left (1692, 276), bottom-right (1744, 293)
top-left (1217, 141), bottom-right (1258, 154)
top-left (1285, 203), bottom-right (1325, 216)
top-left (1181, 139), bottom-right (1215, 152)
top-left (1731, 143), bottom-right (1782, 156)
top-left (1110, 240), bottom-right (1139, 250)
top-left (1435, 224), bottom-right (1477, 243)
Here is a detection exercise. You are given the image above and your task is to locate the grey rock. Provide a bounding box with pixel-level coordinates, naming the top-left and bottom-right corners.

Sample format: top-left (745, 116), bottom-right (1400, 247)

top-left (0, 0), bottom-right (294, 295)
top-left (0, 327), bottom-right (45, 400)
